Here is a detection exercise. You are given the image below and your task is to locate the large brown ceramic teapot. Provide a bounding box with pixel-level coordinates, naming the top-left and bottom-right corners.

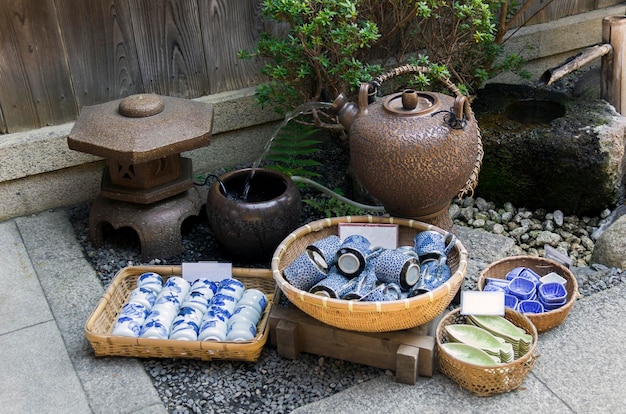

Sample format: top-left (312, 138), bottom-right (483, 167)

top-left (331, 65), bottom-right (483, 231)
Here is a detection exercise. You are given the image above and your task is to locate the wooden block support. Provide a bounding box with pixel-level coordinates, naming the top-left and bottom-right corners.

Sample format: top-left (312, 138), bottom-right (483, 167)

top-left (269, 305), bottom-right (437, 385)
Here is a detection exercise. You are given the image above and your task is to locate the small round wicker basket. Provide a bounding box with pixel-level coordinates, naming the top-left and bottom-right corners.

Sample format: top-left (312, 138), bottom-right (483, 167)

top-left (271, 216), bottom-right (468, 332)
top-left (436, 307), bottom-right (538, 396)
top-left (478, 256), bottom-right (578, 333)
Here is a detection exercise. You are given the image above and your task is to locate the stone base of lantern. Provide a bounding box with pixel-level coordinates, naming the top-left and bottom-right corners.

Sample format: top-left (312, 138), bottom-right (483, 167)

top-left (88, 185), bottom-right (207, 260)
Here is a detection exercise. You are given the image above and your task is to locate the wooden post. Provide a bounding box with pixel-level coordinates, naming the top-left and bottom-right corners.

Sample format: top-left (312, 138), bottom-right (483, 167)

top-left (602, 16), bottom-right (626, 114)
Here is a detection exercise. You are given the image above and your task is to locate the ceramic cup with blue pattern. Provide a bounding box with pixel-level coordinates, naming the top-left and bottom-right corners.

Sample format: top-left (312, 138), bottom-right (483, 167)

top-left (191, 278), bottom-right (219, 295)
top-left (128, 286), bottom-right (158, 309)
top-left (140, 309), bottom-right (173, 339)
top-left (182, 285), bottom-right (214, 314)
top-left (337, 235), bottom-right (381, 277)
top-left (341, 265), bottom-right (378, 300)
top-left (237, 289), bottom-right (267, 316)
top-left (162, 276), bottom-right (191, 299)
top-left (283, 251), bottom-right (329, 291)
top-left (219, 278), bottom-right (246, 301)
top-left (169, 322), bottom-right (199, 341)
top-left (136, 272), bottom-right (163, 293)
top-left (210, 293), bottom-right (238, 317)
top-left (374, 248), bottom-right (421, 291)
top-left (198, 316), bottom-right (228, 341)
top-left (416, 256), bottom-right (452, 291)
top-left (169, 306), bottom-right (202, 341)
top-left (413, 230), bottom-right (456, 261)
top-left (111, 303), bottom-right (149, 337)
top-left (309, 270), bottom-right (352, 298)
top-left (226, 320), bottom-right (257, 341)
top-left (306, 235), bottom-right (342, 270)
top-left (228, 305), bottom-right (261, 328)
top-left (360, 283), bottom-right (402, 302)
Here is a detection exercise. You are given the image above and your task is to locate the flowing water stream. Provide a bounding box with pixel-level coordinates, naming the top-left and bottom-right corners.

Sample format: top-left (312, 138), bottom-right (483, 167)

top-left (238, 101), bottom-right (333, 201)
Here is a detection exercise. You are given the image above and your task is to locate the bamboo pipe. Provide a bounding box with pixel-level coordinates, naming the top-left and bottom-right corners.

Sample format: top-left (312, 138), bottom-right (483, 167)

top-left (537, 44), bottom-right (613, 88)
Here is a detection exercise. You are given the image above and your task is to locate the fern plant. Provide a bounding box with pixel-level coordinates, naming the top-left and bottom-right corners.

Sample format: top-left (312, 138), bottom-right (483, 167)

top-left (264, 121), bottom-right (323, 180)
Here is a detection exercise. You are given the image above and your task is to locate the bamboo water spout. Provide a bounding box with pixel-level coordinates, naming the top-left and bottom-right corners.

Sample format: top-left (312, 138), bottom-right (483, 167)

top-left (537, 44), bottom-right (612, 87)
top-left (537, 15), bottom-right (626, 114)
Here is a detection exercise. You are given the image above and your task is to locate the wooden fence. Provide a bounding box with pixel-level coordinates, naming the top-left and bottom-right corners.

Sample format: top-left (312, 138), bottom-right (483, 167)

top-left (0, 0), bottom-right (622, 135)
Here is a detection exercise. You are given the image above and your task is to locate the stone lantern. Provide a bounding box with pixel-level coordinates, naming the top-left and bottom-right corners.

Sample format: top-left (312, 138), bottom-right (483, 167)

top-left (68, 94), bottom-right (213, 259)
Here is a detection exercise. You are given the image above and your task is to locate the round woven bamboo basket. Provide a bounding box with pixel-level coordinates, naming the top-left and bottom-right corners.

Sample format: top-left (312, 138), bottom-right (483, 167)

top-left (478, 256), bottom-right (579, 333)
top-left (271, 216), bottom-right (468, 332)
top-left (436, 307), bottom-right (538, 396)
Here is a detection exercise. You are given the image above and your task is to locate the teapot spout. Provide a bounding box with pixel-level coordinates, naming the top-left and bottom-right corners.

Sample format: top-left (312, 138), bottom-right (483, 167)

top-left (330, 93), bottom-right (358, 131)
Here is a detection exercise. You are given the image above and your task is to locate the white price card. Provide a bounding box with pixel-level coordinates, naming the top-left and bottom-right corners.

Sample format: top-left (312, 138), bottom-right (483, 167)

top-left (182, 262), bottom-right (232, 283)
top-left (460, 291), bottom-right (505, 316)
top-left (338, 223), bottom-right (399, 249)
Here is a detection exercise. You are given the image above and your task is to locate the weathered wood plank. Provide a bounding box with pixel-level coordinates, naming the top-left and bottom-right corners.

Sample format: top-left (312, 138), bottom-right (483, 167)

top-left (0, 7), bottom-right (34, 133)
top-left (55, 0), bottom-right (143, 108)
top-left (128, 0), bottom-right (208, 97)
top-left (510, 0), bottom-right (611, 27)
top-left (198, 0), bottom-right (267, 94)
top-left (602, 15), bottom-right (626, 114)
top-left (0, 0), bottom-right (77, 132)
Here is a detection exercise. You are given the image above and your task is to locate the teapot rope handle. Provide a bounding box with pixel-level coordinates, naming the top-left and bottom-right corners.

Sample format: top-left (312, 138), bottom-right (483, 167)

top-left (367, 64), bottom-right (483, 199)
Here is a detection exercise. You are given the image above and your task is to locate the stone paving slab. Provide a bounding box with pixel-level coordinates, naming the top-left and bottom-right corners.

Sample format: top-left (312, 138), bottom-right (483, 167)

top-left (0, 220), bottom-right (53, 335)
top-left (13, 211), bottom-right (167, 414)
top-left (0, 320), bottom-right (92, 414)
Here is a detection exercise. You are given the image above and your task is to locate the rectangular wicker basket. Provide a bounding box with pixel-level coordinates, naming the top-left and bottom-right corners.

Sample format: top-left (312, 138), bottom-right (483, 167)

top-left (84, 265), bottom-right (275, 362)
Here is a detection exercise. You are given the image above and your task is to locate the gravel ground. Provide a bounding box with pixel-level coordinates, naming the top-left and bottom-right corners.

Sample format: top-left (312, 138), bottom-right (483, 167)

top-left (67, 69), bottom-right (624, 414)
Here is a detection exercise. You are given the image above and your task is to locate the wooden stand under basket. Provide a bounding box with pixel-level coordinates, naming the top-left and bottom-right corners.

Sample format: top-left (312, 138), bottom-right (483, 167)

top-left (268, 302), bottom-right (439, 385)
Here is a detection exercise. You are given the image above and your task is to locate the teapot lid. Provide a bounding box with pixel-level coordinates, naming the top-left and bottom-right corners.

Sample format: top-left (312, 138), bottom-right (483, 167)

top-left (383, 90), bottom-right (440, 117)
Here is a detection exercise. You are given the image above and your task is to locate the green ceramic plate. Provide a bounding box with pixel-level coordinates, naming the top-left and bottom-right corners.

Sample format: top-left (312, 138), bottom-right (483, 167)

top-left (440, 343), bottom-right (500, 366)
top-left (467, 315), bottom-right (531, 342)
top-left (444, 324), bottom-right (503, 355)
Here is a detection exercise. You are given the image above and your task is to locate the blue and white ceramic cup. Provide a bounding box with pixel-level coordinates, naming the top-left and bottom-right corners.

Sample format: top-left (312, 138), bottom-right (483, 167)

top-left (127, 286), bottom-right (158, 309)
top-left (283, 251), bottom-right (329, 291)
top-left (306, 235), bottom-right (342, 270)
top-left (205, 305), bottom-right (231, 324)
top-left (309, 271), bottom-right (352, 298)
top-left (226, 320), bottom-right (257, 341)
top-left (140, 310), bottom-right (173, 339)
top-left (154, 287), bottom-right (184, 310)
top-left (360, 283), bottom-right (402, 302)
top-left (417, 256), bottom-right (452, 291)
top-left (169, 307), bottom-right (202, 341)
top-left (191, 278), bottom-right (219, 295)
top-left (169, 322), bottom-right (199, 341)
top-left (198, 316), bottom-right (228, 341)
top-left (136, 272), bottom-right (163, 293)
top-left (337, 235), bottom-right (380, 277)
top-left (112, 303), bottom-right (149, 337)
top-left (219, 278), bottom-right (246, 301)
top-left (413, 230), bottom-right (456, 261)
top-left (162, 276), bottom-right (191, 299)
top-left (210, 293), bottom-right (238, 317)
top-left (374, 248), bottom-right (421, 291)
top-left (237, 289), bottom-right (268, 316)
top-left (228, 305), bottom-right (261, 327)
top-left (182, 285), bottom-right (214, 314)
top-left (341, 266), bottom-right (378, 300)
top-left (172, 306), bottom-right (203, 326)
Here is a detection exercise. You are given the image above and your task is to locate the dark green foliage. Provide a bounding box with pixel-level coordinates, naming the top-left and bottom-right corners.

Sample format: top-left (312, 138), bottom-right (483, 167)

top-left (264, 122), bottom-right (323, 180)
top-left (303, 189), bottom-right (364, 218)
